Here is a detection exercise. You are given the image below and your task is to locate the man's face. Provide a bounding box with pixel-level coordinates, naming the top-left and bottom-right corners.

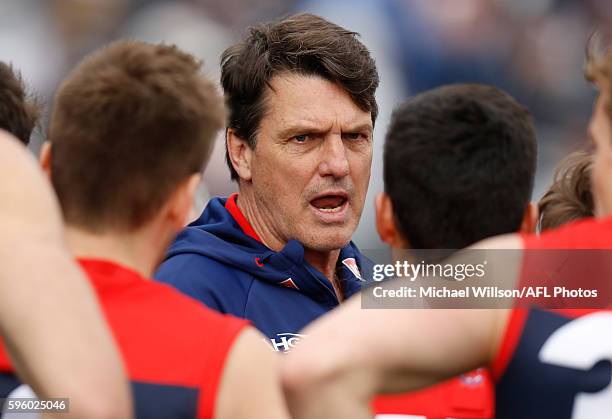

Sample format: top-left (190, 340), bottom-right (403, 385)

top-left (249, 73), bottom-right (373, 251)
top-left (589, 82), bottom-right (612, 217)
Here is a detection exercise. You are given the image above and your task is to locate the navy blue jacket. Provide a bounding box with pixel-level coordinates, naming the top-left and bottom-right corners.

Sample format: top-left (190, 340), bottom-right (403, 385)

top-left (155, 195), bottom-right (371, 348)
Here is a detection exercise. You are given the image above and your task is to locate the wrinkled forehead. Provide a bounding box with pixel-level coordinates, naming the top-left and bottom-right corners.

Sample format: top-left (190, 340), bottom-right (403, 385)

top-left (261, 73), bottom-right (373, 129)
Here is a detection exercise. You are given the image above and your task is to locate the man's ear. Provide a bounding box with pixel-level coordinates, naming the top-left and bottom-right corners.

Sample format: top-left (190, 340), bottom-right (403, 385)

top-left (520, 202), bottom-right (538, 234)
top-left (226, 128), bottom-right (253, 181)
top-left (375, 192), bottom-right (408, 248)
top-left (166, 173), bottom-right (202, 230)
top-left (39, 141), bottom-right (52, 177)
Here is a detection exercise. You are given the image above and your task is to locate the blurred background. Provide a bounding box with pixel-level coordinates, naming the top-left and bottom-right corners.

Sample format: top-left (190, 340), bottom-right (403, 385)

top-left (1, 0), bottom-right (607, 249)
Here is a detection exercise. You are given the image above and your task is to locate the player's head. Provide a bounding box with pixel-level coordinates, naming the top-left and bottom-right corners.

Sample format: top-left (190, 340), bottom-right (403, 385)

top-left (538, 151), bottom-right (594, 231)
top-left (45, 40), bottom-right (224, 236)
top-left (222, 13), bottom-right (379, 251)
top-left (377, 83), bottom-right (537, 250)
top-left (585, 31), bottom-right (612, 218)
top-left (0, 62), bottom-right (40, 146)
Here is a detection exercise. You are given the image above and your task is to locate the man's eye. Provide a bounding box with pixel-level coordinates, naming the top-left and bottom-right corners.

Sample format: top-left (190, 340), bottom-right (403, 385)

top-left (343, 133), bottom-right (366, 141)
top-left (292, 134), bottom-right (309, 143)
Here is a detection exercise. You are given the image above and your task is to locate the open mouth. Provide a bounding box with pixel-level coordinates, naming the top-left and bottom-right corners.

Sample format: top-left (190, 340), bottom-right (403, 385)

top-left (309, 194), bottom-right (348, 213)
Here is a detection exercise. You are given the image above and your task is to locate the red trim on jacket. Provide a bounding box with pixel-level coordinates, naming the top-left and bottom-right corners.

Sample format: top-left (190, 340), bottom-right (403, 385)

top-left (225, 193), bottom-right (262, 243)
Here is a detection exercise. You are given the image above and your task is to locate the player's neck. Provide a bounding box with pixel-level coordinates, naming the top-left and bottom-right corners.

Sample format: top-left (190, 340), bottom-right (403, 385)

top-left (235, 187), bottom-right (286, 252)
top-left (303, 247), bottom-right (343, 299)
top-left (65, 224), bottom-right (169, 278)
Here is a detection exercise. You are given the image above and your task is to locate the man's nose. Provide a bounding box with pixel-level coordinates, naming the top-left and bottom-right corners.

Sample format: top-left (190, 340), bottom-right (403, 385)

top-left (318, 135), bottom-right (350, 178)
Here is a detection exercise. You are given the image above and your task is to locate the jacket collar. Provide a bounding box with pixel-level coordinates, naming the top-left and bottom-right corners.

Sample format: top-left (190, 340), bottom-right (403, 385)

top-left (170, 195), bottom-right (370, 302)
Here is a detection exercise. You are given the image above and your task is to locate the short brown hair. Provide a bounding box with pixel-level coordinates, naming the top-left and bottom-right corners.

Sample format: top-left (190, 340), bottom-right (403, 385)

top-left (221, 13), bottom-right (379, 181)
top-left (0, 62), bottom-right (40, 145)
top-left (49, 41), bottom-right (225, 232)
top-left (538, 151), bottom-right (594, 231)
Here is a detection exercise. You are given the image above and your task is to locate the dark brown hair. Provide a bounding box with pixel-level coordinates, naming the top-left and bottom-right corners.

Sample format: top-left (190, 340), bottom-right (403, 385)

top-left (221, 13), bottom-right (379, 181)
top-left (538, 151), bottom-right (594, 231)
top-left (49, 40), bottom-right (225, 232)
top-left (385, 84), bottom-right (537, 249)
top-left (0, 62), bottom-right (40, 145)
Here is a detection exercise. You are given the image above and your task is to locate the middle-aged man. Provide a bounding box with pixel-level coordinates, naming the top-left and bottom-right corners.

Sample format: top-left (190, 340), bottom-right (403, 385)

top-left (0, 131), bottom-right (132, 419)
top-left (156, 13), bottom-right (379, 347)
top-left (281, 34), bottom-right (612, 419)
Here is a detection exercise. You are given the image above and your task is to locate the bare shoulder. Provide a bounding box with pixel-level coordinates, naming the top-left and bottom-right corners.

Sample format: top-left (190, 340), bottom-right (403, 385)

top-left (470, 233), bottom-right (524, 250)
top-left (0, 131), bottom-right (63, 240)
top-left (0, 131), bottom-right (43, 190)
top-left (215, 327), bottom-right (289, 419)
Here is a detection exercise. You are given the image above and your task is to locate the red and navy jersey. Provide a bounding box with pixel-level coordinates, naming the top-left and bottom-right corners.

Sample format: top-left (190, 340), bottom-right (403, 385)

top-left (373, 369), bottom-right (494, 419)
top-left (0, 258), bottom-right (248, 419)
top-left (522, 216), bottom-right (612, 250)
top-left (492, 217), bottom-right (612, 419)
top-left (494, 308), bottom-right (611, 419)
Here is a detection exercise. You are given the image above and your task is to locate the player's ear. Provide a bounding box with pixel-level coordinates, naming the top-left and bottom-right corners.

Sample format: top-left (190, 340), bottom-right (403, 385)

top-left (39, 141), bottom-right (52, 178)
top-left (166, 173), bottom-right (202, 230)
top-left (226, 128), bottom-right (253, 181)
top-left (520, 202), bottom-right (538, 234)
top-left (375, 192), bottom-right (408, 248)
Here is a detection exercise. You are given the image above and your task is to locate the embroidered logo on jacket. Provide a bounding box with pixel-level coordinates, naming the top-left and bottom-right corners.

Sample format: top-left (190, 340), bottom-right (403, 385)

top-left (342, 257), bottom-right (363, 281)
top-left (279, 278), bottom-right (299, 290)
